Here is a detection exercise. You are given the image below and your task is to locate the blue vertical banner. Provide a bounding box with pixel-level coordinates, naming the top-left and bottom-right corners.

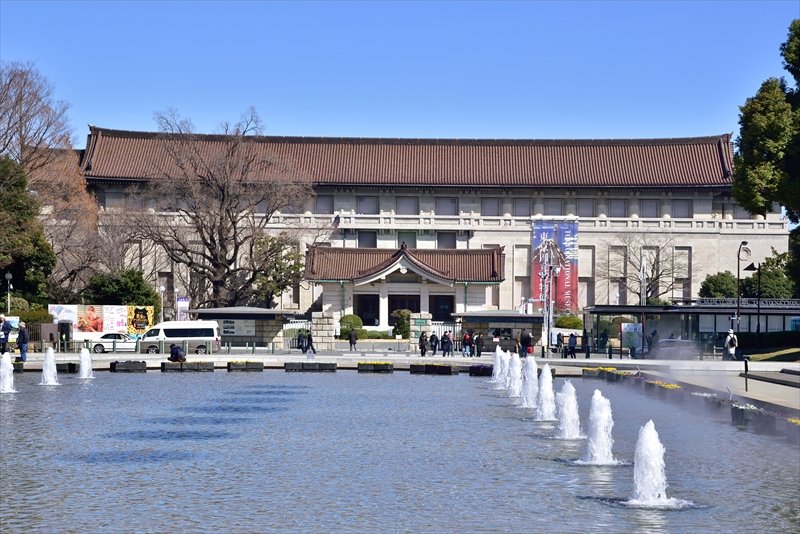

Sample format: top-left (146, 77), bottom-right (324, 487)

top-left (531, 218), bottom-right (579, 313)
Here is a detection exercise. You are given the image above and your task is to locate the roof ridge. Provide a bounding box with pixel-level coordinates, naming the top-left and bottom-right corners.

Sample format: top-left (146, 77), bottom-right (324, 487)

top-left (87, 126), bottom-right (730, 147)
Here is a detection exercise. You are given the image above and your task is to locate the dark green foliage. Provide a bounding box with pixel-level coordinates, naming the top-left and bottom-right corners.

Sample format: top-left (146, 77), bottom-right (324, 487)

top-left (391, 309), bottom-right (411, 339)
top-left (734, 20), bottom-right (800, 223)
top-left (554, 314), bottom-right (583, 329)
top-left (17, 307), bottom-right (54, 325)
top-left (740, 251), bottom-right (796, 299)
top-left (0, 157), bottom-right (56, 304)
top-left (82, 269), bottom-right (161, 315)
top-left (699, 271), bottom-right (738, 298)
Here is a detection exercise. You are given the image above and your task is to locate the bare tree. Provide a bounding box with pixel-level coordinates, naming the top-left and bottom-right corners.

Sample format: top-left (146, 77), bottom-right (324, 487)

top-left (597, 233), bottom-right (694, 304)
top-left (0, 61), bottom-right (74, 179)
top-left (128, 108), bottom-right (314, 308)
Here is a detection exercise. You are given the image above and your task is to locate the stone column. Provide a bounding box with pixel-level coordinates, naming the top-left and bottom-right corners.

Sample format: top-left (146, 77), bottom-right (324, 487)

top-left (379, 283), bottom-right (389, 329)
top-left (311, 312), bottom-right (335, 351)
top-left (409, 312), bottom-right (432, 352)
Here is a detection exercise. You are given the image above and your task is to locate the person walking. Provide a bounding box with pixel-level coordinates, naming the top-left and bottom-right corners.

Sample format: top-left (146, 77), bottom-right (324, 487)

top-left (462, 331), bottom-right (472, 357)
top-left (428, 332), bottom-right (439, 356)
top-left (305, 330), bottom-right (317, 357)
top-left (474, 331), bottom-right (484, 358)
top-left (0, 315), bottom-right (11, 354)
top-left (16, 321), bottom-right (29, 362)
top-left (419, 331), bottom-right (429, 357)
top-left (442, 331), bottom-right (452, 357)
top-left (519, 328), bottom-right (532, 358)
top-left (724, 329), bottom-right (738, 361)
top-left (297, 330), bottom-right (307, 354)
top-left (349, 329), bottom-right (358, 351)
top-left (567, 333), bottom-right (577, 359)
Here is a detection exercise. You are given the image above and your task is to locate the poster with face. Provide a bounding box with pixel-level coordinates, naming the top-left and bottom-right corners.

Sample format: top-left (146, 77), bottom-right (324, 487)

top-left (77, 304), bottom-right (104, 333)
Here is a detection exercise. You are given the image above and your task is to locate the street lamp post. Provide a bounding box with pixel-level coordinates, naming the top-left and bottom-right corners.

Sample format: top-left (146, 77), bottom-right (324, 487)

top-left (4, 273), bottom-right (11, 314)
top-left (159, 285), bottom-right (166, 323)
top-left (735, 241), bottom-right (750, 333)
top-left (744, 262), bottom-right (761, 349)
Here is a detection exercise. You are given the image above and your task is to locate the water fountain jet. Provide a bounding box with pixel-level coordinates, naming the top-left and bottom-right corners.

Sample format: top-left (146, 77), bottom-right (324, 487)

top-left (534, 363), bottom-right (556, 420)
top-left (79, 348), bottom-right (95, 379)
top-left (626, 420), bottom-right (693, 508)
top-left (40, 348), bottom-right (60, 386)
top-left (556, 380), bottom-right (584, 439)
top-left (0, 352), bottom-right (16, 393)
top-left (507, 353), bottom-right (522, 398)
top-left (521, 356), bottom-right (538, 408)
top-left (582, 389), bottom-right (617, 464)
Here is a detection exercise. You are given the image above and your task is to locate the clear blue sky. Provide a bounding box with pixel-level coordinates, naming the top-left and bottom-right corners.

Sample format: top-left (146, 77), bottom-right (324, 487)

top-left (1, 0), bottom-right (798, 144)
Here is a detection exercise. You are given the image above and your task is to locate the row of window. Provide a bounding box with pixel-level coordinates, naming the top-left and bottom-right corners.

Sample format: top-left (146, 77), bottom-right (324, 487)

top-left (317, 195), bottom-right (696, 218)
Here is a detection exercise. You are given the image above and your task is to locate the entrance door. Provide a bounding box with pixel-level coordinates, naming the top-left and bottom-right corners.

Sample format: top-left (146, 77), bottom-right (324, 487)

top-left (388, 294), bottom-right (420, 325)
top-left (429, 295), bottom-right (455, 322)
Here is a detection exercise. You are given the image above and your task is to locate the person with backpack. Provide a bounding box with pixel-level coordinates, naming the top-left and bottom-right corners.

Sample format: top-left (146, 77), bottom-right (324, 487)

top-left (462, 331), bottom-right (472, 357)
top-left (724, 329), bottom-right (738, 361)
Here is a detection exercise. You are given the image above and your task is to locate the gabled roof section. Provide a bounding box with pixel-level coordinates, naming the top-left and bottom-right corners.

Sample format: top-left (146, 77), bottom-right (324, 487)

top-left (81, 126), bottom-right (733, 188)
top-left (305, 245), bottom-right (505, 285)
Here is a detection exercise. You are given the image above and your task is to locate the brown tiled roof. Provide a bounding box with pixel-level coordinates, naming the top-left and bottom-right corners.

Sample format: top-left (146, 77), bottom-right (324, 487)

top-left (81, 127), bottom-right (733, 188)
top-left (305, 245), bottom-right (505, 283)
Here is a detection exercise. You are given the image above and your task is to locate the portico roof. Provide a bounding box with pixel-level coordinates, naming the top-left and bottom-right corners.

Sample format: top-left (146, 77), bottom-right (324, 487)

top-left (304, 244), bottom-right (505, 285)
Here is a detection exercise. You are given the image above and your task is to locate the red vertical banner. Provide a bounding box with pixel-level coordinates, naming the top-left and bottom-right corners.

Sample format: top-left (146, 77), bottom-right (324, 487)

top-left (531, 218), bottom-right (579, 314)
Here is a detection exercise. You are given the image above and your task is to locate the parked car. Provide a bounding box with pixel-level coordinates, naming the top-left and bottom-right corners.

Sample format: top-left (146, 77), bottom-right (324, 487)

top-left (90, 333), bottom-right (138, 353)
top-left (139, 320), bottom-right (221, 354)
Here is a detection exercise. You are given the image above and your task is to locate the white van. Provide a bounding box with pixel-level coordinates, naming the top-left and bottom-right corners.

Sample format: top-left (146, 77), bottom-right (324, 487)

top-left (139, 320), bottom-right (221, 354)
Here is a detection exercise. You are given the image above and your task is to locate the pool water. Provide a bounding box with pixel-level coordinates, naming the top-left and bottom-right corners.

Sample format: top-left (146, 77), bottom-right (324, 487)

top-left (1, 371), bottom-right (798, 533)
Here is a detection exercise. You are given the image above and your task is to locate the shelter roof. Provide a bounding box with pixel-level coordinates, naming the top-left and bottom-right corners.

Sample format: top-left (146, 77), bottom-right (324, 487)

top-left (80, 126), bottom-right (733, 189)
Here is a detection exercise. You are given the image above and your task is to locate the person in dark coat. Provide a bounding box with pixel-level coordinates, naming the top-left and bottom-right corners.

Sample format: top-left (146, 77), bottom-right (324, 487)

top-left (168, 343), bottom-right (186, 362)
top-left (428, 333), bottom-right (439, 356)
top-left (419, 331), bottom-right (429, 357)
top-left (474, 332), bottom-right (484, 358)
top-left (16, 321), bottom-right (29, 362)
top-left (567, 333), bottom-right (577, 359)
top-left (305, 330), bottom-right (316, 355)
top-left (0, 314), bottom-right (11, 354)
top-left (297, 330), bottom-right (307, 353)
top-left (349, 329), bottom-right (358, 351)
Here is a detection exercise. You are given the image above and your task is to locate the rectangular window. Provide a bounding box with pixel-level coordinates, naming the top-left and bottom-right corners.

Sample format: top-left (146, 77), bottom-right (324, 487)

top-left (396, 196), bottom-right (419, 215)
top-left (358, 231), bottom-right (377, 248)
top-left (672, 199), bottom-right (692, 218)
top-left (640, 199), bottom-right (659, 218)
top-left (513, 198), bottom-right (531, 217)
top-left (481, 197), bottom-right (501, 216)
top-left (576, 199), bottom-right (595, 217)
top-left (435, 197), bottom-right (459, 216)
top-left (437, 231), bottom-right (457, 249)
top-left (356, 196), bottom-right (379, 214)
top-left (354, 294), bottom-right (380, 326)
top-left (608, 199), bottom-right (627, 217)
top-left (397, 231), bottom-right (417, 248)
top-left (315, 195), bottom-right (334, 214)
top-left (544, 199), bottom-right (563, 216)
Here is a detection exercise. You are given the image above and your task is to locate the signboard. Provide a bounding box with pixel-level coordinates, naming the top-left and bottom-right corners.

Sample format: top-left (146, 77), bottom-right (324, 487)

top-left (221, 319), bottom-right (256, 336)
top-left (621, 323), bottom-right (643, 354)
top-left (531, 218), bottom-right (579, 314)
top-left (175, 296), bottom-right (190, 321)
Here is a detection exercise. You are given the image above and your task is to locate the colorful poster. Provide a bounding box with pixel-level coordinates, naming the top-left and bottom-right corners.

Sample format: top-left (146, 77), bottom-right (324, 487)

top-left (128, 306), bottom-right (155, 337)
top-left (531, 218), bottom-right (579, 313)
top-left (48, 304), bottom-right (78, 324)
top-left (76, 304), bottom-right (104, 333)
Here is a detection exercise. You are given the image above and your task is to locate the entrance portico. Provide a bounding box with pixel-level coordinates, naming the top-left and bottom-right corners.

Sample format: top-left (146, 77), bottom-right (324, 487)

top-left (305, 244), bottom-right (505, 330)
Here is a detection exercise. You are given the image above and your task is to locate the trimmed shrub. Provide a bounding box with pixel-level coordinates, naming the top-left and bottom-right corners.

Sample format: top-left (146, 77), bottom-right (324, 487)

top-left (391, 309), bottom-right (411, 339)
top-left (554, 314), bottom-right (582, 329)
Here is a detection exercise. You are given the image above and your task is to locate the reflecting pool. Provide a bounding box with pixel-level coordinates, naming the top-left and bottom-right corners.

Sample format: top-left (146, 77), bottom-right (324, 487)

top-left (1, 371), bottom-right (798, 533)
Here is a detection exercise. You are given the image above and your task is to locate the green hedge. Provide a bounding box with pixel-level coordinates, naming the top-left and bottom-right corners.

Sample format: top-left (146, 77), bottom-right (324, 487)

top-left (737, 330), bottom-right (800, 350)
